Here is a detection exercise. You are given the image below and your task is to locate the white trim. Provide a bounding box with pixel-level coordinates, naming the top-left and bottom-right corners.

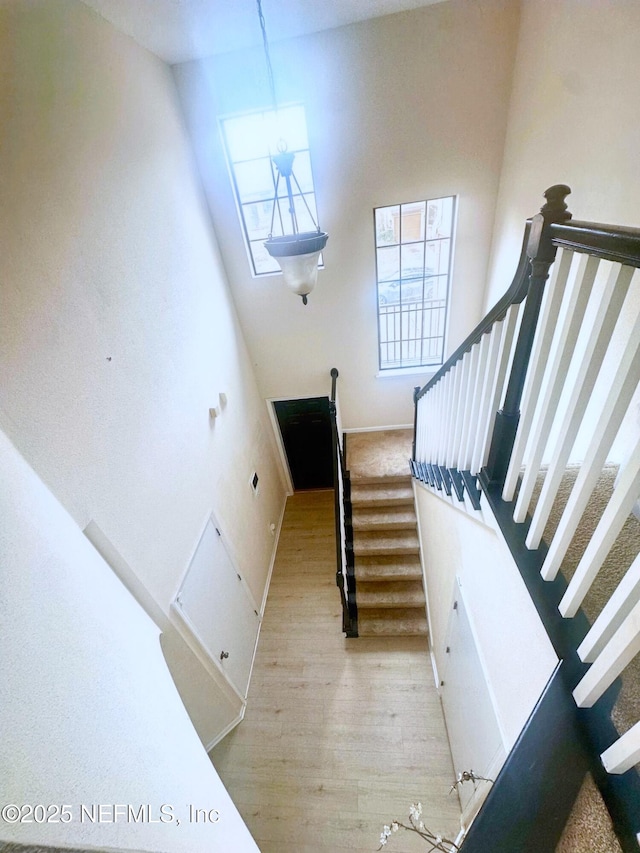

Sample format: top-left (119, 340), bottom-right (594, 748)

top-left (459, 745), bottom-right (506, 830)
top-left (266, 397), bottom-right (295, 495)
top-left (376, 366), bottom-right (438, 379)
top-left (170, 510), bottom-right (262, 701)
top-left (205, 704), bottom-right (246, 753)
top-left (455, 576), bottom-right (511, 750)
top-left (266, 392), bottom-right (336, 495)
top-left (343, 423), bottom-right (413, 433)
top-left (413, 478), bottom-right (439, 689)
top-left (170, 600), bottom-right (247, 704)
top-left (260, 495), bottom-right (287, 617)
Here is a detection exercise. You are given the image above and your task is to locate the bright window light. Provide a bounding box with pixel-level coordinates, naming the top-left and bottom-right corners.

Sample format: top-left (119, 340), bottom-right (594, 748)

top-left (375, 196), bottom-right (456, 371)
top-left (220, 105), bottom-right (322, 277)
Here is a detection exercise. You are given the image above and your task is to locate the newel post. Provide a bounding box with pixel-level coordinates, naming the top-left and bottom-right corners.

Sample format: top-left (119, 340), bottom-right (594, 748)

top-left (484, 185), bottom-right (572, 486)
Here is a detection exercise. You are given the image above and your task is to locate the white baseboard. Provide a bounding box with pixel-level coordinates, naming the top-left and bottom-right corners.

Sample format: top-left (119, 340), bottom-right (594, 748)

top-left (344, 423), bottom-right (413, 433)
top-left (205, 703), bottom-right (246, 752)
top-left (260, 495), bottom-right (287, 617)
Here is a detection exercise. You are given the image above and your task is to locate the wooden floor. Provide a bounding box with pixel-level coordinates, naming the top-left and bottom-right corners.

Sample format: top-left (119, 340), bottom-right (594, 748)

top-left (210, 490), bottom-right (461, 853)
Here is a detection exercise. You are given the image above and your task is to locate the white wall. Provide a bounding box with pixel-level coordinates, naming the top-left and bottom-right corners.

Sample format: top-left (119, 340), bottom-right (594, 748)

top-left (173, 0), bottom-right (520, 429)
top-left (484, 0), bottom-right (640, 464)
top-left (0, 430), bottom-right (258, 852)
top-left (0, 0), bottom-right (287, 743)
top-left (485, 0), bottom-right (640, 308)
top-left (415, 485), bottom-right (557, 751)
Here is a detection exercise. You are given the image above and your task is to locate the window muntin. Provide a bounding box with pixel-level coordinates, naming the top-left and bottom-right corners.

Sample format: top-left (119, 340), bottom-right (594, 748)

top-left (220, 105), bottom-right (322, 276)
top-left (375, 197), bottom-right (455, 371)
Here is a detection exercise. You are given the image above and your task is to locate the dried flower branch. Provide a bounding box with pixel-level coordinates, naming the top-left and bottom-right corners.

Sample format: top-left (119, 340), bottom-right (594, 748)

top-left (449, 769), bottom-right (494, 795)
top-left (377, 802), bottom-right (459, 851)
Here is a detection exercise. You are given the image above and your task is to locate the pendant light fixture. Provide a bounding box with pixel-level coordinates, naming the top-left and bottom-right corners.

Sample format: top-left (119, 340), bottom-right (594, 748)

top-left (256, 0), bottom-right (328, 305)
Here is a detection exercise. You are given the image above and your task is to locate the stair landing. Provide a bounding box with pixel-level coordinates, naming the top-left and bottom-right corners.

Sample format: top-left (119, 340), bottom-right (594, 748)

top-left (347, 429), bottom-right (414, 480)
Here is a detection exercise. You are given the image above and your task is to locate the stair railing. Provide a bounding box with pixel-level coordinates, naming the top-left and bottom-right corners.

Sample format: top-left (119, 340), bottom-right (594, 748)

top-left (412, 184), bottom-right (572, 502)
top-left (329, 368), bottom-right (357, 637)
top-left (412, 186), bottom-right (640, 850)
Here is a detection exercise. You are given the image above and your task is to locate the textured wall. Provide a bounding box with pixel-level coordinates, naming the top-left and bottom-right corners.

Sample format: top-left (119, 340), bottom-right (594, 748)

top-left (174, 0), bottom-right (521, 429)
top-left (483, 0), bottom-right (640, 464)
top-left (0, 431), bottom-right (259, 852)
top-left (0, 0), bottom-right (287, 742)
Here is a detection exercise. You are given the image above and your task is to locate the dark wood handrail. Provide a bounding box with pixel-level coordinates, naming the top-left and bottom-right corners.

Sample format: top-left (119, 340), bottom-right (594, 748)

top-left (329, 367), bottom-right (357, 637)
top-left (416, 222), bottom-right (533, 400)
top-left (417, 204), bottom-right (640, 405)
top-left (550, 219), bottom-right (640, 267)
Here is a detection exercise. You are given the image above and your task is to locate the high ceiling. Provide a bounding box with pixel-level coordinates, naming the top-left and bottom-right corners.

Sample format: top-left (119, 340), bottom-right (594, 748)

top-left (80, 0), bottom-right (448, 64)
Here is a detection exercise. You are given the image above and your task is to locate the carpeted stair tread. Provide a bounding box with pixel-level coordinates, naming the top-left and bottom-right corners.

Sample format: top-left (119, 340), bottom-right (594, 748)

top-left (353, 529), bottom-right (420, 556)
top-left (350, 473), bottom-right (412, 487)
top-left (352, 507), bottom-right (417, 531)
top-left (358, 607), bottom-right (428, 637)
top-left (356, 554), bottom-right (423, 581)
top-left (351, 482), bottom-right (413, 509)
top-left (351, 481), bottom-right (414, 507)
top-left (357, 580), bottom-right (426, 608)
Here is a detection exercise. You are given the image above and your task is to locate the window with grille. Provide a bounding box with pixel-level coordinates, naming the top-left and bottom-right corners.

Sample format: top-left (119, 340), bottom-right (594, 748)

top-left (219, 105), bottom-right (322, 277)
top-left (375, 196), bottom-right (456, 370)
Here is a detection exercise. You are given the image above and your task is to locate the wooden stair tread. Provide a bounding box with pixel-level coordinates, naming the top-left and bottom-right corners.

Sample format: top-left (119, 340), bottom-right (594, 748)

top-left (358, 608), bottom-right (428, 637)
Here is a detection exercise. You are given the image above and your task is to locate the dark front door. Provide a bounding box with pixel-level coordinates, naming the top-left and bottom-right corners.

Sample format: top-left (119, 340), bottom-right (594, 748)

top-left (274, 397), bottom-right (334, 491)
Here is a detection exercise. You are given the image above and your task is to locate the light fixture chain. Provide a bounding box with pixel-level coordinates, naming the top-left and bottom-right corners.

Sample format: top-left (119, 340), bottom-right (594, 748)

top-left (291, 170), bottom-right (320, 231)
top-left (256, 0), bottom-right (279, 115)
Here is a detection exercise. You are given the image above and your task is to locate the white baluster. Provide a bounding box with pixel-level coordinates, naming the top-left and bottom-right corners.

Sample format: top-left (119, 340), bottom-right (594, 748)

top-left (429, 386), bottom-right (438, 462)
top-left (540, 308), bottom-right (640, 581)
top-left (471, 323), bottom-right (503, 476)
top-left (416, 393), bottom-right (426, 461)
top-left (526, 264), bottom-right (635, 548)
top-left (457, 344), bottom-right (480, 469)
top-left (578, 553), bottom-right (640, 664)
top-left (436, 374), bottom-right (451, 465)
top-left (573, 598), bottom-right (640, 708)
top-left (446, 360), bottom-right (465, 468)
top-left (422, 392), bottom-right (431, 462)
top-left (476, 304), bottom-right (520, 473)
top-left (513, 254), bottom-right (600, 523)
top-left (503, 249), bottom-right (574, 501)
top-left (461, 334), bottom-right (491, 471)
top-left (559, 438), bottom-right (640, 617)
top-left (601, 721), bottom-right (640, 775)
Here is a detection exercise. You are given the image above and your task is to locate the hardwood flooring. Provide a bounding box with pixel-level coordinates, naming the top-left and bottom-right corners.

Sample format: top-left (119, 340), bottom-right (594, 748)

top-left (210, 490), bottom-right (461, 853)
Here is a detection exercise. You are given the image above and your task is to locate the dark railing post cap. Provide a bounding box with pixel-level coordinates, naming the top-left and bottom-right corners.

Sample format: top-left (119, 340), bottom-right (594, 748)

top-left (528, 185), bottom-right (573, 262)
top-left (541, 184), bottom-right (572, 219)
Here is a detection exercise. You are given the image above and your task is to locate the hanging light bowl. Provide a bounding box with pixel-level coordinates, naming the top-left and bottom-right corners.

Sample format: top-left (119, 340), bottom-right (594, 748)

top-left (265, 231), bottom-right (328, 304)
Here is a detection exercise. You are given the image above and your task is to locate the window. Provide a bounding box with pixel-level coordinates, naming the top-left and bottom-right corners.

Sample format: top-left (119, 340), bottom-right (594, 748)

top-left (220, 105), bottom-right (322, 276)
top-left (375, 196), bottom-right (456, 371)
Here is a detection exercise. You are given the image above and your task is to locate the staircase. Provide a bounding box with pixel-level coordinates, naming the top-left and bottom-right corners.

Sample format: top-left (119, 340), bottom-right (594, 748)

top-left (347, 430), bottom-right (428, 637)
top-left (410, 186), bottom-right (640, 851)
